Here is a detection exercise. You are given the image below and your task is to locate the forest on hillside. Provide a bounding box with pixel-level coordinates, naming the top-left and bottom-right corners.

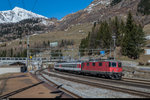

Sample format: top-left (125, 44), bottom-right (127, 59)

top-left (0, 18), bottom-right (49, 42)
top-left (79, 12), bottom-right (146, 59)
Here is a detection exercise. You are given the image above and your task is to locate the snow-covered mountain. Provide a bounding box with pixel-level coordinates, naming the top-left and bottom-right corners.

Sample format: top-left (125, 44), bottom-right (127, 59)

top-left (0, 7), bottom-right (48, 23)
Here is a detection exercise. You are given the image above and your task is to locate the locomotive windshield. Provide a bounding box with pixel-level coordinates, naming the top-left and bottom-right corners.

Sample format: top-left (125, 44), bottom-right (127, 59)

top-left (112, 62), bottom-right (116, 67)
top-left (109, 62), bottom-right (111, 67)
top-left (99, 62), bottom-right (102, 66)
top-left (109, 62), bottom-right (116, 67)
top-left (92, 63), bottom-right (95, 66)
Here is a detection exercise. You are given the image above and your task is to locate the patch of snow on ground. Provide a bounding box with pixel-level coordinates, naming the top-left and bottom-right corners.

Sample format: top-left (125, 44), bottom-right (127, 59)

top-left (84, 0), bottom-right (111, 13)
top-left (145, 35), bottom-right (150, 40)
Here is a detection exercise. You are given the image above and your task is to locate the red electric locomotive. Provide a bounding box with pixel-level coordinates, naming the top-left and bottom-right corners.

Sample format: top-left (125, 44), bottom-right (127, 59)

top-left (81, 60), bottom-right (123, 79)
top-left (54, 60), bottom-right (123, 80)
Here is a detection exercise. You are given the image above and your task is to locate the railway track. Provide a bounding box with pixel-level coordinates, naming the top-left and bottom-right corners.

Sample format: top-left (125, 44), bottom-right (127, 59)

top-left (49, 69), bottom-right (150, 89)
top-left (123, 78), bottom-right (150, 84)
top-left (41, 69), bottom-right (150, 98)
top-left (39, 72), bottom-right (82, 98)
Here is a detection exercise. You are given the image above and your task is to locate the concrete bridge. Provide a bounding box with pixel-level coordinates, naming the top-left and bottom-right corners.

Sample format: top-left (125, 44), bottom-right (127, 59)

top-left (0, 57), bottom-right (27, 65)
top-left (0, 57), bottom-right (67, 66)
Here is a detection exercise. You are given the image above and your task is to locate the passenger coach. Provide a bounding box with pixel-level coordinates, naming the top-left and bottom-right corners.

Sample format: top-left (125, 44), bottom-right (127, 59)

top-left (54, 62), bottom-right (82, 72)
top-left (54, 60), bottom-right (123, 80)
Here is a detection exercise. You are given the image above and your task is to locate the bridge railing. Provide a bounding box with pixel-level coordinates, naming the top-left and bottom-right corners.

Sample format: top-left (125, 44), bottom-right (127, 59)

top-left (0, 57), bottom-right (66, 62)
top-left (0, 57), bottom-right (27, 61)
top-left (0, 57), bottom-right (48, 61)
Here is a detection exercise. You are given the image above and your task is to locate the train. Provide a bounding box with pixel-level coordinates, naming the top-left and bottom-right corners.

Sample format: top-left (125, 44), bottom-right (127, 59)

top-left (54, 60), bottom-right (124, 80)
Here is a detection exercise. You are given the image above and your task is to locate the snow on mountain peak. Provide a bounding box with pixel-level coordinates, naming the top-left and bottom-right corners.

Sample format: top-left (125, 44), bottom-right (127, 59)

top-left (84, 0), bottom-right (111, 13)
top-left (13, 6), bottom-right (25, 11)
top-left (0, 6), bottom-right (48, 23)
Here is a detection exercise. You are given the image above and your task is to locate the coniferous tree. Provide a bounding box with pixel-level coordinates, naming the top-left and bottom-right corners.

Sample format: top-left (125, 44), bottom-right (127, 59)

top-left (96, 22), bottom-right (104, 48)
top-left (43, 41), bottom-right (47, 48)
top-left (22, 49), bottom-right (27, 57)
top-left (101, 21), bottom-right (112, 49)
top-left (48, 40), bottom-right (50, 46)
top-left (121, 12), bottom-right (145, 59)
top-left (79, 12), bottom-right (145, 58)
top-left (3, 50), bottom-right (7, 57)
top-left (122, 12), bottom-right (134, 56)
top-left (89, 25), bottom-right (97, 49)
top-left (118, 19), bottom-right (125, 46)
top-left (114, 17), bottom-right (120, 46)
top-left (79, 32), bottom-right (90, 56)
top-left (10, 48), bottom-right (13, 57)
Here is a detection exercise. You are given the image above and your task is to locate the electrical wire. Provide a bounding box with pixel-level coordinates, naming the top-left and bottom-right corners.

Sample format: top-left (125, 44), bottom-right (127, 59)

top-left (7, 0), bottom-right (12, 9)
top-left (32, 0), bottom-right (38, 11)
top-left (22, 0), bottom-right (26, 9)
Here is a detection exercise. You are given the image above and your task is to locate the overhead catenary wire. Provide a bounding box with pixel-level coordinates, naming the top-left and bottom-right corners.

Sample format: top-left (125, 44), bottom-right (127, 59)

top-left (22, 0), bottom-right (26, 9)
top-left (32, 0), bottom-right (38, 11)
top-left (7, 0), bottom-right (12, 9)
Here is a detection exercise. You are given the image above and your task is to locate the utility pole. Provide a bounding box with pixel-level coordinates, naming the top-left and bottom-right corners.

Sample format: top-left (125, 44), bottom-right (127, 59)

top-left (72, 48), bottom-right (74, 61)
top-left (110, 42), bottom-right (111, 58)
top-left (27, 35), bottom-right (30, 68)
top-left (112, 36), bottom-right (116, 60)
top-left (78, 52), bottom-right (81, 60)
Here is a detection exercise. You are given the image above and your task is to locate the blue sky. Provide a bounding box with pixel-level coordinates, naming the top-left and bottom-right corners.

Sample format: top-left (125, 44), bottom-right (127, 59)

top-left (0, 0), bottom-right (93, 20)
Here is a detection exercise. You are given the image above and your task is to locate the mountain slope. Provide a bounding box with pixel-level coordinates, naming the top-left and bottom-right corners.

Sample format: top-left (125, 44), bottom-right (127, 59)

top-left (1, 0), bottom-right (150, 42)
top-left (0, 7), bottom-right (57, 42)
top-left (0, 7), bottom-right (47, 23)
top-left (58, 0), bottom-right (150, 30)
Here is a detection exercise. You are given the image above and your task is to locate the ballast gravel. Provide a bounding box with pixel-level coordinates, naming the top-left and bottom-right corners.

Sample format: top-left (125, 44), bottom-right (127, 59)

top-left (38, 73), bottom-right (142, 98)
top-left (44, 70), bottom-right (150, 94)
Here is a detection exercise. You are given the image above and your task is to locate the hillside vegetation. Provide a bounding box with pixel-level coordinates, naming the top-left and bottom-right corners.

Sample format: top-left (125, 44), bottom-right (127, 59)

top-left (0, 18), bottom-right (54, 42)
top-left (137, 0), bottom-right (150, 15)
top-left (79, 12), bottom-right (146, 59)
top-left (0, 23), bottom-right (92, 57)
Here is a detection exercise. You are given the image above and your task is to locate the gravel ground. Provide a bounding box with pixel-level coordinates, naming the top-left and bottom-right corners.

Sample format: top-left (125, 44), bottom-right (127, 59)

top-left (0, 73), bottom-right (58, 98)
top-left (121, 61), bottom-right (150, 71)
top-left (44, 70), bottom-right (150, 94)
top-left (121, 61), bottom-right (139, 67)
top-left (123, 66), bottom-right (150, 80)
top-left (0, 81), bottom-right (2, 91)
top-left (40, 71), bottom-right (142, 98)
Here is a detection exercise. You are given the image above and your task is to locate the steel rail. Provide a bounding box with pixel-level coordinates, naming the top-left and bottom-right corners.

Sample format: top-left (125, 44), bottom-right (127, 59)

top-left (39, 73), bottom-right (82, 98)
top-left (51, 69), bottom-right (150, 89)
top-left (123, 78), bottom-right (150, 84)
top-left (42, 70), bottom-right (150, 98)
